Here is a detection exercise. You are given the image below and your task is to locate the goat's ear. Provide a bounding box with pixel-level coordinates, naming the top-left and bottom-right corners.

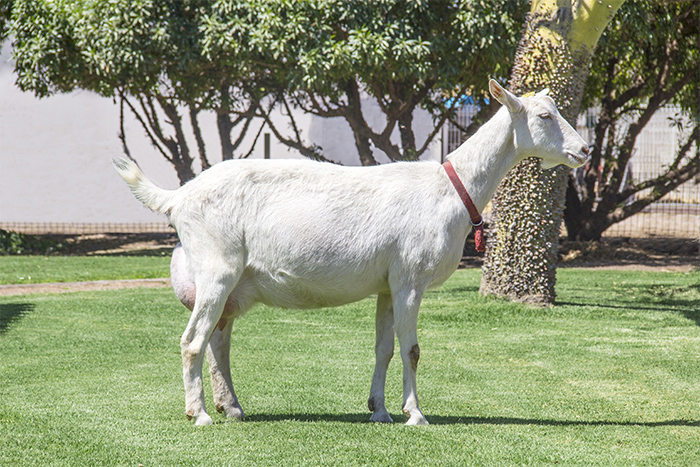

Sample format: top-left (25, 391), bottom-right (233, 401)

top-left (489, 79), bottom-right (524, 113)
top-left (536, 88), bottom-right (550, 97)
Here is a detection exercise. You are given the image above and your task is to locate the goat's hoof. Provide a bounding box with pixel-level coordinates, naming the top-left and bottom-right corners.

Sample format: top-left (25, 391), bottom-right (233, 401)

top-left (217, 403), bottom-right (245, 421)
top-left (369, 411), bottom-right (394, 423)
top-left (404, 409), bottom-right (429, 426)
top-left (405, 416), bottom-right (429, 426)
top-left (194, 413), bottom-right (214, 426)
top-left (187, 410), bottom-right (213, 426)
top-left (223, 405), bottom-right (245, 420)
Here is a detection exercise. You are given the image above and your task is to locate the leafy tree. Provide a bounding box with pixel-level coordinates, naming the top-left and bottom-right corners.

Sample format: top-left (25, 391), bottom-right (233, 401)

top-left (8, 0), bottom-right (527, 177)
top-left (9, 0), bottom-right (262, 184)
top-left (480, 0), bottom-right (626, 305)
top-left (181, 0), bottom-right (529, 165)
top-left (564, 0), bottom-right (700, 241)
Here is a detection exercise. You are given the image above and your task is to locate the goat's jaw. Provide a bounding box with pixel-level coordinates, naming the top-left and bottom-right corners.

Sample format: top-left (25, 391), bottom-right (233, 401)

top-left (539, 150), bottom-right (588, 170)
top-left (564, 150), bottom-right (589, 168)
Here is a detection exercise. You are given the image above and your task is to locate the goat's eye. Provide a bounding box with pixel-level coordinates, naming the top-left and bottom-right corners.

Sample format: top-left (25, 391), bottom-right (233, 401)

top-left (539, 113), bottom-right (552, 120)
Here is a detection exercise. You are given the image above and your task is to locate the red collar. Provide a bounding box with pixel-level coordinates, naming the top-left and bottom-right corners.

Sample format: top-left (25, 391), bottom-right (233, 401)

top-left (442, 160), bottom-right (485, 252)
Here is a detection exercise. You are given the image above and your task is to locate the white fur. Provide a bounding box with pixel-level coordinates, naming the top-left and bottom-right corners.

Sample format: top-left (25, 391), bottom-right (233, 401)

top-left (113, 80), bottom-right (588, 426)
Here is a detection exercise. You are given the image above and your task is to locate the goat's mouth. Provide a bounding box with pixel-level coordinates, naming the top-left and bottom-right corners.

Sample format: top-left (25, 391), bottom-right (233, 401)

top-left (566, 151), bottom-right (588, 167)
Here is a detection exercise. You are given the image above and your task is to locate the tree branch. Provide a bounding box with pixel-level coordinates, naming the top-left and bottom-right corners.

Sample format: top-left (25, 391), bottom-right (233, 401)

top-left (240, 120), bottom-right (267, 159)
top-left (414, 84), bottom-right (470, 158)
top-left (189, 103), bottom-right (210, 170)
top-left (118, 93), bottom-right (134, 161)
top-left (609, 158), bottom-right (700, 226)
top-left (616, 125), bottom-right (700, 203)
top-left (119, 90), bottom-right (173, 163)
top-left (258, 95), bottom-right (333, 162)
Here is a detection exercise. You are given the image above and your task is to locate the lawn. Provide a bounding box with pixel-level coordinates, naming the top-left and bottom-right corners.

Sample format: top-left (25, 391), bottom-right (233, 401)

top-left (0, 255), bottom-right (171, 284)
top-left (1, 259), bottom-right (699, 466)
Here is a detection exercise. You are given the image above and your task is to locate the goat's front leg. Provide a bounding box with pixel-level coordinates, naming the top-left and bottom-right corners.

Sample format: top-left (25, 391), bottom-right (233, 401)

top-left (180, 277), bottom-right (235, 426)
top-left (368, 292), bottom-right (394, 423)
top-left (393, 286), bottom-right (429, 426)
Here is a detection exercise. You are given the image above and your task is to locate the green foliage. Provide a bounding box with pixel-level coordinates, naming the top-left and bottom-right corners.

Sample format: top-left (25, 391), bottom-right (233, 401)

top-left (11, 0), bottom-right (218, 99)
top-left (1, 269), bottom-right (699, 466)
top-left (9, 0), bottom-right (262, 181)
top-left (0, 229), bottom-right (62, 255)
top-left (0, 0), bottom-right (12, 52)
top-left (582, 0), bottom-right (699, 114)
top-left (208, 0), bottom-right (524, 95)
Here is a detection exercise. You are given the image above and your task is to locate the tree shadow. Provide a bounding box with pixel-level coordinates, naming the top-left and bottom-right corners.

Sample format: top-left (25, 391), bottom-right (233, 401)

top-left (0, 302), bottom-right (34, 335)
top-left (558, 295), bottom-right (700, 327)
top-left (428, 285), bottom-right (480, 295)
top-left (427, 415), bottom-right (700, 427)
top-left (237, 412), bottom-right (699, 428)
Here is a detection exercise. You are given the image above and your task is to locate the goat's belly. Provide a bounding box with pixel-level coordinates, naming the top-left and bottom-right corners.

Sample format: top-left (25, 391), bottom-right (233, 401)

top-left (241, 268), bottom-right (388, 310)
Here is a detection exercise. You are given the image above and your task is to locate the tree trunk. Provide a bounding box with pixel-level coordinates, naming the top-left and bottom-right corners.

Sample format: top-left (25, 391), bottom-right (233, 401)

top-left (397, 111), bottom-right (417, 161)
top-left (158, 99), bottom-right (196, 185)
top-left (564, 174), bottom-right (584, 240)
top-left (344, 79), bottom-right (378, 166)
top-left (480, 0), bottom-right (624, 305)
top-left (217, 111), bottom-right (235, 161)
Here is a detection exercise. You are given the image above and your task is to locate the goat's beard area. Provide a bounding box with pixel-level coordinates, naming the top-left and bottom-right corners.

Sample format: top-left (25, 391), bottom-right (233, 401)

top-left (566, 151), bottom-right (588, 168)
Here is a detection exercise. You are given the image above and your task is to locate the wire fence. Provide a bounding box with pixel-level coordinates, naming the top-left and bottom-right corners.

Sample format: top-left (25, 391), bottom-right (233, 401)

top-left (0, 222), bottom-right (174, 235)
top-left (444, 104), bottom-right (699, 240)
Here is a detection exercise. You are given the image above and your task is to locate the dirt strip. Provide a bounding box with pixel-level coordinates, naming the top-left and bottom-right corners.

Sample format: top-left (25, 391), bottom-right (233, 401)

top-left (0, 278), bottom-right (172, 297)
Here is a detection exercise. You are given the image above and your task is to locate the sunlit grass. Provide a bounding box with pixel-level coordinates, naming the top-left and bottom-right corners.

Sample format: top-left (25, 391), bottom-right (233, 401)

top-left (0, 255), bottom-right (171, 284)
top-left (1, 266), bottom-right (699, 466)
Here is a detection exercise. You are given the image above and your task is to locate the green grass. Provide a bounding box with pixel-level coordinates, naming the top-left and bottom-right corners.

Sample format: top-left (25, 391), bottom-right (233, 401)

top-left (1, 265), bottom-right (699, 466)
top-left (0, 255), bottom-right (171, 284)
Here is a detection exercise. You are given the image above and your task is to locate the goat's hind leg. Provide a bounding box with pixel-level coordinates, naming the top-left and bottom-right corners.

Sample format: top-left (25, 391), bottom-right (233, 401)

top-left (172, 244), bottom-right (245, 424)
top-left (206, 296), bottom-right (245, 420)
top-left (180, 268), bottom-right (239, 426)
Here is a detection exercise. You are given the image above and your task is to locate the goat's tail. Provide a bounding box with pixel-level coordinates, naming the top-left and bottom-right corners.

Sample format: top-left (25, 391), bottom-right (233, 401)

top-left (112, 158), bottom-right (175, 215)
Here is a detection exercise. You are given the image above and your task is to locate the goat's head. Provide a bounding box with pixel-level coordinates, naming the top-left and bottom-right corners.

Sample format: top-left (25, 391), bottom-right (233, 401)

top-left (488, 79), bottom-right (589, 170)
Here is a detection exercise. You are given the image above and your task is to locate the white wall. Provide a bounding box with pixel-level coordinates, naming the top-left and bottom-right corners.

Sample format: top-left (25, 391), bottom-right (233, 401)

top-left (0, 44), bottom-right (176, 224)
top-left (0, 42), bottom-right (441, 228)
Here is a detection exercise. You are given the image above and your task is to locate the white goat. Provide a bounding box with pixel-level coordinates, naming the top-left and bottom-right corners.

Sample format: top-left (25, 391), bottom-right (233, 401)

top-left (114, 80), bottom-right (589, 426)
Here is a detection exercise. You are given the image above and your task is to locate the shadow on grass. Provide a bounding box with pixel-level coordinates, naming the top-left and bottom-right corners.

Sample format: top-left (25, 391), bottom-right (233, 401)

top-left (242, 412), bottom-right (699, 427)
top-left (97, 247), bottom-right (175, 257)
top-left (426, 285), bottom-right (480, 296)
top-left (558, 298), bottom-right (700, 327)
top-left (428, 415), bottom-right (700, 427)
top-left (244, 413), bottom-right (372, 424)
top-left (0, 302), bottom-right (34, 335)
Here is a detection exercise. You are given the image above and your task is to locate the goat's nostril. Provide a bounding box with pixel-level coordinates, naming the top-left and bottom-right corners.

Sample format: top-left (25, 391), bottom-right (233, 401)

top-left (582, 145), bottom-right (590, 155)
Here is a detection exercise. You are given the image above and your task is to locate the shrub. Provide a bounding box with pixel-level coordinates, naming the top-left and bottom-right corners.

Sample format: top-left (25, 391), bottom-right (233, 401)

top-left (0, 229), bottom-right (63, 255)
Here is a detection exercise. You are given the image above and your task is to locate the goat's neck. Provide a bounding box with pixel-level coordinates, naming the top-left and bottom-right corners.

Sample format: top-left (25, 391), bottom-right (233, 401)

top-left (446, 109), bottom-right (523, 212)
